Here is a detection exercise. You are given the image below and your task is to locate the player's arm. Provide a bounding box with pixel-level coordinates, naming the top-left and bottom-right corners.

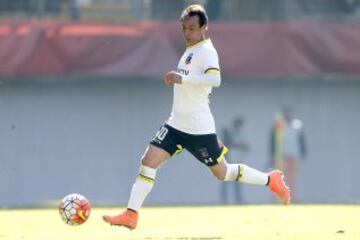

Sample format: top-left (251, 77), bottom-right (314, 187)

top-left (164, 49), bottom-right (221, 87)
top-left (181, 69), bottom-right (221, 87)
top-left (182, 48), bottom-right (221, 87)
top-left (164, 71), bottom-right (182, 86)
top-left (164, 70), bottom-right (220, 87)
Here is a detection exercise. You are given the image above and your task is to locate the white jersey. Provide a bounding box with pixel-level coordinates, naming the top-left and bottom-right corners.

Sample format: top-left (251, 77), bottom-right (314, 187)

top-left (166, 38), bottom-right (221, 134)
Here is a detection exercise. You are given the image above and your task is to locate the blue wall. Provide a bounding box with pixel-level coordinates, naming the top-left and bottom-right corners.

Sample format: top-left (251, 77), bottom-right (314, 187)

top-left (1, 77), bottom-right (359, 207)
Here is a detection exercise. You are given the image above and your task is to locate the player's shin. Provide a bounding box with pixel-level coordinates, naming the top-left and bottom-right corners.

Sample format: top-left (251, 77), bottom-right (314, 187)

top-left (127, 165), bottom-right (157, 212)
top-left (224, 163), bottom-right (269, 185)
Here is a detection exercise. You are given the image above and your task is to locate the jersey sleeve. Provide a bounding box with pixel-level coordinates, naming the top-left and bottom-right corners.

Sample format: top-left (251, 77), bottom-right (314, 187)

top-left (202, 48), bottom-right (220, 75)
top-left (181, 47), bottom-right (221, 87)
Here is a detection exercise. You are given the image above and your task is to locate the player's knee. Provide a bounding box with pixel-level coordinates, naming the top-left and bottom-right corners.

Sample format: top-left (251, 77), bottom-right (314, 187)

top-left (211, 162), bottom-right (240, 181)
top-left (210, 159), bottom-right (228, 181)
top-left (141, 153), bottom-right (158, 169)
top-left (210, 166), bottom-right (227, 181)
top-left (213, 172), bottom-right (226, 181)
top-left (140, 156), bottom-right (151, 167)
top-left (140, 145), bottom-right (169, 169)
top-left (141, 156), bottom-right (162, 170)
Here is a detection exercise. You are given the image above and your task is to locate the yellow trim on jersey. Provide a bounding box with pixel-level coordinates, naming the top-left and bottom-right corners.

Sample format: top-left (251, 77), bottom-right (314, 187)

top-left (204, 68), bottom-right (220, 74)
top-left (186, 38), bottom-right (209, 49)
top-left (138, 174), bottom-right (155, 185)
top-left (217, 146), bottom-right (229, 163)
top-left (172, 144), bottom-right (183, 156)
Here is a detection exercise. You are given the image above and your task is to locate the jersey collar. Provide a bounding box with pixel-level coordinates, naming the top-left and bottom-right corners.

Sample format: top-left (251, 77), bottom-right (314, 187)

top-left (186, 38), bottom-right (210, 49)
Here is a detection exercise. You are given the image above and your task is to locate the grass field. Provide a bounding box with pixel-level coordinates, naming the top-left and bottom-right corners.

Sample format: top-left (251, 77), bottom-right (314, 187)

top-left (0, 205), bottom-right (359, 240)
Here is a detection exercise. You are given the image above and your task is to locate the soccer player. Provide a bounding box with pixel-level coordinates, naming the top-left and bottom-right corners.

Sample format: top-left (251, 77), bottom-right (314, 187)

top-left (103, 4), bottom-right (290, 230)
top-left (270, 107), bottom-right (306, 201)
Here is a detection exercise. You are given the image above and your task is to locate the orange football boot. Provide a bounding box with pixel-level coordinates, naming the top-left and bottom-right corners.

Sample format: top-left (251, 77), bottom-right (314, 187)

top-left (102, 209), bottom-right (138, 230)
top-left (268, 170), bottom-right (291, 205)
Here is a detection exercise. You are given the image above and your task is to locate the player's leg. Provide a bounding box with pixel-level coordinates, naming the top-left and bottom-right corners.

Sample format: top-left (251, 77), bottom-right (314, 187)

top-left (210, 159), bottom-right (290, 205)
top-left (210, 159), bottom-right (268, 184)
top-left (185, 134), bottom-right (269, 184)
top-left (103, 124), bottom-right (178, 229)
top-left (102, 144), bottom-right (170, 229)
top-left (127, 144), bottom-right (171, 212)
top-left (186, 133), bottom-right (290, 205)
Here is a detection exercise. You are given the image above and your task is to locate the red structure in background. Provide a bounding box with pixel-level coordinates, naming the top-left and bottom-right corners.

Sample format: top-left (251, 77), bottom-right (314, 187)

top-left (1, 20), bottom-right (360, 77)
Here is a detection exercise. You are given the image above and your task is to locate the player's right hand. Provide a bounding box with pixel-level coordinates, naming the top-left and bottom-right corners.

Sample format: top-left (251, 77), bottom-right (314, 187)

top-left (164, 71), bottom-right (182, 86)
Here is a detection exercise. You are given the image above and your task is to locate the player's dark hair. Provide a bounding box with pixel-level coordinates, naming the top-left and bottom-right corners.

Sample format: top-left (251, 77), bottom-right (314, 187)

top-left (180, 4), bottom-right (208, 27)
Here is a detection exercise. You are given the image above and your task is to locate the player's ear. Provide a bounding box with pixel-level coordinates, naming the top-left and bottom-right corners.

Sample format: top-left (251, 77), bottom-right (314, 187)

top-left (202, 24), bottom-right (208, 33)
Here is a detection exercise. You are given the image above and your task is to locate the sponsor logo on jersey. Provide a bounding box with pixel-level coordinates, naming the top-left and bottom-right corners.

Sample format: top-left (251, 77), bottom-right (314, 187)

top-left (177, 68), bottom-right (189, 75)
top-left (185, 53), bottom-right (193, 65)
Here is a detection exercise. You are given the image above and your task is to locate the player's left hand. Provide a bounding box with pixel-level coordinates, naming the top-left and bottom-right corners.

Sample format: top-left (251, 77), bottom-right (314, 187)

top-left (164, 71), bottom-right (182, 85)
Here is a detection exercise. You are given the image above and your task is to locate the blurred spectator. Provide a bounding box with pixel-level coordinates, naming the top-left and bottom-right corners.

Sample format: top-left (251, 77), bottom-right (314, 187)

top-left (220, 116), bottom-right (249, 204)
top-left (269, 107), bottom-right (307, 201)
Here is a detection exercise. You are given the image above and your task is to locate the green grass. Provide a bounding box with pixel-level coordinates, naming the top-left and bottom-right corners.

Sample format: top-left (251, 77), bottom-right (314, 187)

top-left (0, 205), bottom-right (359, 240)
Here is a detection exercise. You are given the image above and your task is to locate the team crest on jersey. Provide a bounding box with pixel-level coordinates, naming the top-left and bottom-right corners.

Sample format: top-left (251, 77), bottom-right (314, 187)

top-left (185, 53), bottom-right (193, 65)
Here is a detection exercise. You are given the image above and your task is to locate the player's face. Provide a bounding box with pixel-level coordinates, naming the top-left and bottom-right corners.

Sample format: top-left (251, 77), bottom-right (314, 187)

top-left (181, 15), bottom-right (207, 47)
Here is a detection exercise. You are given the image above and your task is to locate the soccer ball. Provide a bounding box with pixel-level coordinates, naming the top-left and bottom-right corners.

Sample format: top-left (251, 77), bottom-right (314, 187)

top-left (59, 193), bottom-right (91, 226)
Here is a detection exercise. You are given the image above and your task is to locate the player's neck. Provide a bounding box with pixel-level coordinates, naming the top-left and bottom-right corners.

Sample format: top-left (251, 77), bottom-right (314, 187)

top-left (186, 37), bottom-right (208, 49)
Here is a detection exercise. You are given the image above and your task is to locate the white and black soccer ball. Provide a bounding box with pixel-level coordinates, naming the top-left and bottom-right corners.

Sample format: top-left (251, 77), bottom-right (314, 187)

top-left (59, 193), bottom-right (91, 226)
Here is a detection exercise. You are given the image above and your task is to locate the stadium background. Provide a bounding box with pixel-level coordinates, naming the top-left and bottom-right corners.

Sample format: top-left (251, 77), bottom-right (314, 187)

top-left (0, 0), bottom-right (360, 207)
